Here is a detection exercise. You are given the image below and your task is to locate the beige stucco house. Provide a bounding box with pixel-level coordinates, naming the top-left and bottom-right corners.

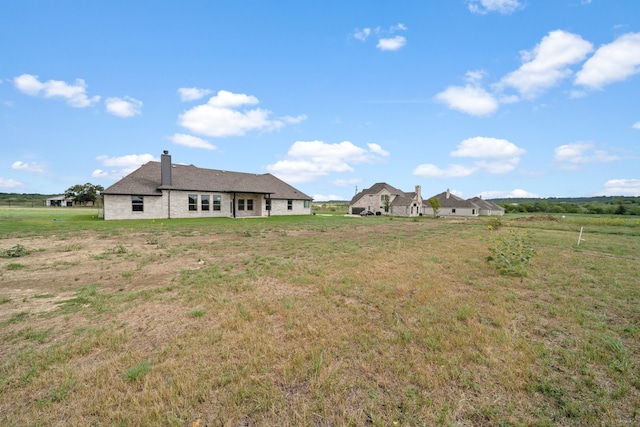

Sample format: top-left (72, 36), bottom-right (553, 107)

top-left (102, 151), bottom-right (313, 220)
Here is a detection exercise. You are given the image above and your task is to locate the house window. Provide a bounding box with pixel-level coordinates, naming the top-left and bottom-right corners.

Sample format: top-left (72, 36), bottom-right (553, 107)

top-left (304, 200), bottom-right (310, 208)
top-left (188, 194), bottom-right (197, 211)
top-left (287, 200), bottom-right (293, 210)
top-left (381, 195), bottom-right (389, 202)
top-left (266, 198), bottom-right (271, 211)
top-left (452, 208), bottom-right (456, 213)
top-left (201, 195), bottom-right (210, 211)
top-left (131, 196), bottom-right (144, 212)
top-left (247, 199), bottom-right (253, 211)
top-left (238, 199), bottom-right (245, 211)
top-left (213, 195), bottom-right (221, 211)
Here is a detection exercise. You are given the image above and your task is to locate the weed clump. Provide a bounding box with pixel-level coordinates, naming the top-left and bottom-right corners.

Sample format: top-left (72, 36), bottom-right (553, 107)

top-left (0, 244), bottom-right (31, 258)
top-left (486, 230), bottom-right (536, 278)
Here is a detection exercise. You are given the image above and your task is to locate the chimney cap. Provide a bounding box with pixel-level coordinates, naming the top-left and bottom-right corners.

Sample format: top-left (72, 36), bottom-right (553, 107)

top-left (163, 150), bottom-right (169, 155)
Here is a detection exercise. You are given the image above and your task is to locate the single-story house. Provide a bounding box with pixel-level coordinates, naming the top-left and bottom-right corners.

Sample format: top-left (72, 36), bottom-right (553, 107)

top-left (46, 195), bottom-right (73, 207)
top-left (349, 183), bottom-right (426, 217)
top-left (468, 196), bottom-right (505, 216)
top-left (424, 189), bottom-right (479, 217)
top-left (102, 151), bottom-right (313, 220)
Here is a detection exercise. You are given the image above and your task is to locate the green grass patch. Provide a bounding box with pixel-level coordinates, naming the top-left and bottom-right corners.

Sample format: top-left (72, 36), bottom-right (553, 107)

top-left (0, 210), bottom-right (638, 425)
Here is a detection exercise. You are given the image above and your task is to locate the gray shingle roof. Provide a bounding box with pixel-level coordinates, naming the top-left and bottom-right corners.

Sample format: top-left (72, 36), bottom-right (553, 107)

top-left (468, 197), bottom-right (504, 211)
top-left (429, 191), bottom-right (479, 209)
top-left (350, 182), bottom-right (406, 204)
top-left (103, 161), bottom-right (312, 200)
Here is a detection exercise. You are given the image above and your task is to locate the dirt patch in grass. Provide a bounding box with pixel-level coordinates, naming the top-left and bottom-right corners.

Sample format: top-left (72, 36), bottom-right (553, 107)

top-left (1, 217), bottom-right (639, 426)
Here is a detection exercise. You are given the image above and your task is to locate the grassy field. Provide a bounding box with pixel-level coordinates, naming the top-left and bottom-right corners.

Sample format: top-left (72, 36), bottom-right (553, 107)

top-left (0, 208), bottom-right (639, 426)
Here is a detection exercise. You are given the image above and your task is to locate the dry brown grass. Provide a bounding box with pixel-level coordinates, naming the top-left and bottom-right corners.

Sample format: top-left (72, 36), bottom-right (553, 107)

top-left (0, 215), bottom-right (639, 426)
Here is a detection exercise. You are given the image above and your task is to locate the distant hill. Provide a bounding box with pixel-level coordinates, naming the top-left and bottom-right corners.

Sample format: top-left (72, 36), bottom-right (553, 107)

top-left (489, 196), bottom-right (638, 204)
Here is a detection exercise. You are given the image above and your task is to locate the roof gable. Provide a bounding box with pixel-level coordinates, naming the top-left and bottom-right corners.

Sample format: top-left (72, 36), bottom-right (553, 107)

top-left (350, 182), bottom-right (405, 204)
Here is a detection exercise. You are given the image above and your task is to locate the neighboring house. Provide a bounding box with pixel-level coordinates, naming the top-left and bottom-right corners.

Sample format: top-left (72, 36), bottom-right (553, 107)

top-left (102, 151), bottom-right (313, 220)
top-left (46, 195), bottom-right (73, 207)
top-left (349, 183), bottom-right (426, 217)
top-left (468, 196), bottom-right (505, 216)
top-left (424, 189), bottom-right (479, 217)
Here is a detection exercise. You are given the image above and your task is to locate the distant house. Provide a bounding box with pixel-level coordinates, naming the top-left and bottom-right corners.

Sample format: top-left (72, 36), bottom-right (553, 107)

top-left (46, 195), bottom-right (73, 207)
top-left (424, 189), bottom-right (479, 217)
top-left (468, 196), bottom-right (505, 216)
top-left (349, 183), bottom-right (426, 217)
top-left (350, 183), bottom-right (504, 218)
top-left (102, 151), bottom-right (313, 220)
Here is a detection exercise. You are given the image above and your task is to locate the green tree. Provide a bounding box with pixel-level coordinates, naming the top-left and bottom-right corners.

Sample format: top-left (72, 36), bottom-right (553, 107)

top-left (428, 196), bottom-right (441, 218)
top-left (64, 183), bottom-right (104, 206)
top-left (615, 204), bottom-right (627, 215)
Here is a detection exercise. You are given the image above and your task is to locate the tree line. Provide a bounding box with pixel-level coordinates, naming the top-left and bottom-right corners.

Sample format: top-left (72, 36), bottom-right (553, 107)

top-left (498, 197), bottom-right (640, 215)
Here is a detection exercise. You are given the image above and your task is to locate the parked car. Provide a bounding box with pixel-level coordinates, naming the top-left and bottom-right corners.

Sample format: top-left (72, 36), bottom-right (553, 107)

top-left (360, 210), bottom-right (375, 216)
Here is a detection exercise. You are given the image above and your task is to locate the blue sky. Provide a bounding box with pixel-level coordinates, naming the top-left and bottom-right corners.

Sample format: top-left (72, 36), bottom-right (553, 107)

top-left (1, 0), bottom-right (639, 200)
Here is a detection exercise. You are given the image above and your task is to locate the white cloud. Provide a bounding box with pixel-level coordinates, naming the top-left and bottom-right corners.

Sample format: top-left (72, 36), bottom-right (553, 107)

top-left (497, 30), bottom-right (593, 99)
top-left (414, 136), bottom-right (525, 178)
top-left (11, 161), bottom-right (46, 173)
top-left (13, 73), bottom-right (100, 107)
top-left (367, 143), bottom-right (390, 157)
top-left (575, 33), bottom-right (640, 89)
top-left (413, 163), bottom-right (477, 178)
top-left (169, 133), bottom-right (217, 150)
top-left (178, 87), bottom-right (213, 102)
top-left (353, 28), bottom-right (371, 41)
top-left (354, 23), bottom-right (407, 51)
top-left (479, 189), bottom-right (540, 199)
top-left (633, 121), bottom-right (640, 130)
top-left (451, 136), bottom-right (526, 159)
top-left (179, 90), bottom-right (306, 137)
top-left (92, 153), bottom-right (157, 180)
top-left (266, 140), bottom-right (389, 183)
top-left (0, 177), bottom-right (25, 189)
top-left (468, 0), bottom-right (521, 15)
top-left (377, 36), bottom-right (406, 51)
top-left (105, 96), bottom-right (142, 117)
top-left (599, 179), bottom-right (640, 196)
top-left (553, 142), bottom-right (619, 169)
top-left (435, 85), bottom-right (498, 116)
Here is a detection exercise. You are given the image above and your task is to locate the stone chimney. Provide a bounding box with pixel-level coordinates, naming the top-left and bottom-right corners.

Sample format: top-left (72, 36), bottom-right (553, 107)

top-left (161, 150), bottom-right (172, 187)
top-left (446, 188), bottom-right (450, 199)
top-left (415, 185), bottom-right (421, 198)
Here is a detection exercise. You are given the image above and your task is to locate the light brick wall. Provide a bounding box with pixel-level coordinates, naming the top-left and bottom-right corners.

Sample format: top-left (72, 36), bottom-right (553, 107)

top-left (350, 191), bottom-right (391, 215)
top-left (268, 199), bottom-right (311, 216)
top-left (104, 191), bottom-right (311, 220)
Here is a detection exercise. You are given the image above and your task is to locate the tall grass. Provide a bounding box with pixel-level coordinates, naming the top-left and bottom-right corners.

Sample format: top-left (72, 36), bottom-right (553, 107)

top-left (0, 209), bottom-right (638, 425)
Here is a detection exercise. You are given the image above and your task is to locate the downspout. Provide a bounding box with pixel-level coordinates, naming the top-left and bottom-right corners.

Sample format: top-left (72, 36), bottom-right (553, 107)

top-left (233, 192), bottom-right (236, 218)
top-left (267, 194), bottom-right (271, 217)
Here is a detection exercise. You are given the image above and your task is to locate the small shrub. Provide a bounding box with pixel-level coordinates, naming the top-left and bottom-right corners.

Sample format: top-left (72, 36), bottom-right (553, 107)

top-left (486, 230), bottom-right (536, 278)
top-left (112, 243), bottom-right (128, 254)
top-left (0, 244), bottom-right (31, 258)
top-left (487, 216), bottom-right (503, 230)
